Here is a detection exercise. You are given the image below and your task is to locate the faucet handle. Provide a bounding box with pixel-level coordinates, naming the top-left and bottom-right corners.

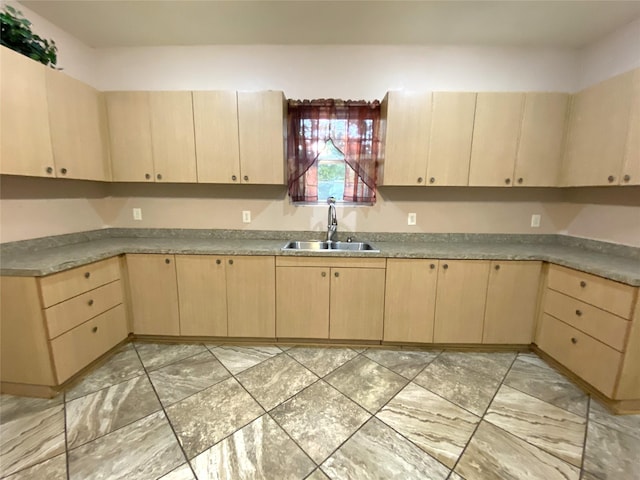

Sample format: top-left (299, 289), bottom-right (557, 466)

top-left (327, 196), bottom-right (336, 205)
top-left (346, 236), bottom-right (354, 243)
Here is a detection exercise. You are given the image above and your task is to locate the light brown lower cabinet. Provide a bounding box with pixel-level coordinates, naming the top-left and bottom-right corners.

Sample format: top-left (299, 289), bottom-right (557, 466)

top-left (383, 259), bottom-right (439, 343)
top-left (126, 254), bottom-right (180, 336)
top-left (482, 261), bottom-right (542, 344)
top-left (433, 260), bottom-right (491, 343)
top-left (275, 257), bottom-right (386, 341)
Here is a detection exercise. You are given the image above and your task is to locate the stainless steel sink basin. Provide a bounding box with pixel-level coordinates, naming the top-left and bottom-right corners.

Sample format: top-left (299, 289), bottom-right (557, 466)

top-left (281, 240), bottom-right (380, 253)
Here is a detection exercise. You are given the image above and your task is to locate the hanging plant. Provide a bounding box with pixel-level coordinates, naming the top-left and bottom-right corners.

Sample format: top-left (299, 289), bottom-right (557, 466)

top-left (0, 4), bottom-right (57, 67)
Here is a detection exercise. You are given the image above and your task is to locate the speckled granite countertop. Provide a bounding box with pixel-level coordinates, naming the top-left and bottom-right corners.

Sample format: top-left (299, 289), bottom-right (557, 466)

top-left (1, 229), bottom-right (639, 285)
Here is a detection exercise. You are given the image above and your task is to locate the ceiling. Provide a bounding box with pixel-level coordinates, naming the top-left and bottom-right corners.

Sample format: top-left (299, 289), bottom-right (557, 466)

top-left (19, 0), bottom-right (640, 49)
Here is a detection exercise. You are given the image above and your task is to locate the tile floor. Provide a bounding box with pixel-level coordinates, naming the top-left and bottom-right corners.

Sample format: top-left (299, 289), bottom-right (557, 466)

top-left (1, 343), bottom-right (639, 479)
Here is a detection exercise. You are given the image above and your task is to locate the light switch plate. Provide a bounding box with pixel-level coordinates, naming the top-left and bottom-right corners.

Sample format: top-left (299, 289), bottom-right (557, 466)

top-left (133, 208), bottom-right (142, 221)
top-left (242, 210), bottom-right (251, 223)
top-left (531, 214), bottom-right (541, 228)
top-left (408, 213), bottom-right (417, 225)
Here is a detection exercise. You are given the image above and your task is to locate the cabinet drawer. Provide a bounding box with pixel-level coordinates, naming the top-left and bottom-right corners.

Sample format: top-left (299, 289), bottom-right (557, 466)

top-left (544, 289), bottom-right (630, 351)
top-left (537, 313), bottom-right (622, 397)
top-left (547, 265), bottom-right (634, 318)
top-left (50, 304), bottom-right (128, 383)
top-left (44, 280), bottom-right (123, 339)
top-left (40, 257), bottom-right (121, 307)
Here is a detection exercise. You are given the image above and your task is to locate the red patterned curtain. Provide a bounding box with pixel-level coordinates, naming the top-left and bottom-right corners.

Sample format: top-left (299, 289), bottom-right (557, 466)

top-left (287, 99), bottom-right (381, 203)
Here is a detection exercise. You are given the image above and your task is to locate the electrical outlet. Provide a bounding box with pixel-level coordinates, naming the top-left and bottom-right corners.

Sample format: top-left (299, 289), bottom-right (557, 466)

top-left (242, 210), bottom-right (251, 223)
top-left (531, 214), bottom-right (541, 228)
top-left (132, 208), bottom-right (142, 221)
top-left (408, 213), bottom-right (417, 225)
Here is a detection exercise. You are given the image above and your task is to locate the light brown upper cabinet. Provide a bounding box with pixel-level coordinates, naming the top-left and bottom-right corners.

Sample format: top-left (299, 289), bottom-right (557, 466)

top-left (562, 69), bottom-right (635, 186)
top-left (0, 46), bottom-right (54, 177)
top-left (622, 69), bottom-right (640, 185)
top-left (106, 91), bottom-right (197, 182)
top-left (193, 91), bottom-right (241, 183)
top-left (427, 92), bottom-right (476, 186)
top-left (106, 91), bottom-right (155, 182)
top-left (433, 260), bottom-right (490, 343)
top-left (379, 91), bottom-right (432, 186)
top-left (237, 91), bottom-right (286, 184)
top-left (482, 261), bottom-right (542, 344)
top-left (468, 93), bottom-right (525, 186)
top-left (46, 69), bottom-right (111, 181)
top-left (514, 93), bottom-right (569, 186)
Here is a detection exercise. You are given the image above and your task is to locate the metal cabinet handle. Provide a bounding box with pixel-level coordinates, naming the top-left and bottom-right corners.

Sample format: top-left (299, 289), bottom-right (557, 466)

top-left (216, 259), bottom-right (221, 265)
top-left (229, 259), bottom-right (234, 265)
top-left (157, 173), bottom-right (163, 180)
top-left (84, 272), bottom-right (91, 279)
top-left (494, 264), bottom-right (501, 270)
top-left (92, 326), bottom-right (98, 333)
top-left (442, 264), bottom-right (449, 270)
top-left (623, 174), bottom-right (631, 183)
top-left (60, 167), bottom-right (67, 175)
top-left (429, 177), bottom-right (435, 184)
top-left (145, 173), bottom-right (151, 180)
top-left (571, 337), bottom-right (577, 344)
top-left (232, 175), bottom-right (237, 181)
top-left (580, 281), bottom-right (586, 288)
top-left (505, 178), bottom-right (511, 185)
top-left (517, 177), bottom-right (523, 184)
top-left (321, 272), bottom-right (326, 277)
top-left (575, 309), bottom-right (582, 316)
top-left (243, 175), bottom-right (249, 181)
top-left (607, 175), bottom-right (615, 183)
top-left (429, 264), bottom-right (435, 269)
top-left (165, 258), bottom-right (171, 264)
top-left (334, 272), bottom-right (339, 277)
top-left (417, 177), bottom-right (423, 184)
top-left (46, 166), bottom-right (53, 174)
top-left (88, 299), bottom-right (94, 306)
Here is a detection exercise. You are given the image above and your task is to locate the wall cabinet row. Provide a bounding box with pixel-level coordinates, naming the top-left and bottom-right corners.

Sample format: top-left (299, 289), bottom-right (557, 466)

top-left (105, 90), bottom-right (285, 184)
top-left (384, 259), bottom-right (542, 344)
top-left (0, 46), bottom-right (110, 180)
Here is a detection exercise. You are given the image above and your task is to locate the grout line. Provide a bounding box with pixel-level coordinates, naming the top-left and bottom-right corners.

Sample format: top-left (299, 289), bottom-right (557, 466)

top-left (580, 396), bottom-right (592, 478)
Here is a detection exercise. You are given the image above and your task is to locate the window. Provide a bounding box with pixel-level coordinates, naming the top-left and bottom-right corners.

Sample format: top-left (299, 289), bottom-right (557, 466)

top-left (287, 99), bottom-right (381, 204)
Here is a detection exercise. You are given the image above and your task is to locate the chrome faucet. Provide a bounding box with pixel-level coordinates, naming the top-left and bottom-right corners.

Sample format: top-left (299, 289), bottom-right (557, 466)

top-left (326, 196), bottom-right (337, 243)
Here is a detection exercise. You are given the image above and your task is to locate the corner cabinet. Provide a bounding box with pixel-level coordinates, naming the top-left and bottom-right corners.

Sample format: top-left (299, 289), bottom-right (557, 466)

top-left (275, 257), bottom-right (386, 341)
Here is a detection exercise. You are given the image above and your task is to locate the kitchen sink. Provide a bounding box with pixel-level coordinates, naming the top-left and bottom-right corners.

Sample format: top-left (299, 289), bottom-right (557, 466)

top-left (281, 240), bottom-right (380, 253)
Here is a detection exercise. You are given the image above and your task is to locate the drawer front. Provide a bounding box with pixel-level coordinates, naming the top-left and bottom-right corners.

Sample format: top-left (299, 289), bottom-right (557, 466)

top-left (537, 313), bottom-right (622, 397)
top-left (45, 280), bottom-right (123, 339)
top-left (547, 265), bottom-right (634, 318)
top-left (544, 289), bottom-right (630, 351)
top-left (50, 304), bottom-right (128, 383)
top-left (40, 257), bottom-right (121, 308)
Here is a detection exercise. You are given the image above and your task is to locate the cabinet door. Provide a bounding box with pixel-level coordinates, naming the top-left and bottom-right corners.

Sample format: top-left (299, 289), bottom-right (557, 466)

top-left (226, 256), bottom-right (276, 337)
top-left (434, 260), bottom-right (490, 343)
top-left (175, 255), bottom-right (227, 336)
top-left (0, 46), bottom-right (54, 177)
top-left (384, 259), bottom-right (438, 343)
top-left (276, 266), bottom-right (330, 338)
top-left (380, 91), bottom-right (431, 186)
top-left (193, 90), bottom-right (241, 183)
top-left (149, 91), bottom-right (197, 182)
top-left (562, 71), bottom-right (634, 186)
top-left (106, 91), bottom-right (155, 182)
top-left (621, 68), bottom-right (640, 185)
top-left (46, 69), bottom-right (111, 181)
top-left (427, 92), bottom-right (476, 186)
top-left (469, 93), bottom-right (524, 186)
top-left (482, 261), bottom-right (541, 344)
top-left (514, 93), bottom-right (568, 187)
top-left (237, 91), bottom-right (285, 184)
top-left (126, 254), bottom-right (180, 336)
top-left (330, 267), bottom-right (385, 341)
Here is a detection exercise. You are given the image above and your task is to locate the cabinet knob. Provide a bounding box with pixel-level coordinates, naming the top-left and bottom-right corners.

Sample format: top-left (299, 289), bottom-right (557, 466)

top-left (145, 173), bottom-right (151, 180)
top-left (580, 281), bottom-right (587, 288)
top-left (429, 263), bottom-right (435, 269)
top-left (243, 175), bottom-right (249, 181)
top-left (232, 175), bottom-right (237, 181)
top-left (46, 166), bottom-right (54, 174)
top-left (60, 168), bottom-right (68, 175)
top-left (165, 258), bottom-right (171, 264)
top-left (92, 326), bottom-right (98, 333)
top-left (88, 299), bottom-right (94, 306)
top-left (575, 309), bottom-right (582, 316)
top-left (494, 264), bottom-right (500, 270)
top-left (84, 272), bottom-right (91, 279)
top-left (571, 337), bottom-right (577, 344)
top-left (216, 259), bottom-right (221, 265)
top-left (607, 175), bottom-right (615, 183)
top-left (321, 271), bottom-right (327, 277)
top-left (157, 173), bottom-right (163, 180)
top-left (429, 177), bottom-right (435, 184)
top-left (505, 178), bottom-right (511, 185)
top-left (442, 264), bottom-right (449, 270)
top-left (229, 259), bottom-right (234, 265)
top-left (623, 174), bottom-right (631, 183)
top-left (334, 272), bottom-right (340, 277)
top-left (417, 177), bottom-right (423, 184)
top-left (517, 177), bottom-right (523, 184)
